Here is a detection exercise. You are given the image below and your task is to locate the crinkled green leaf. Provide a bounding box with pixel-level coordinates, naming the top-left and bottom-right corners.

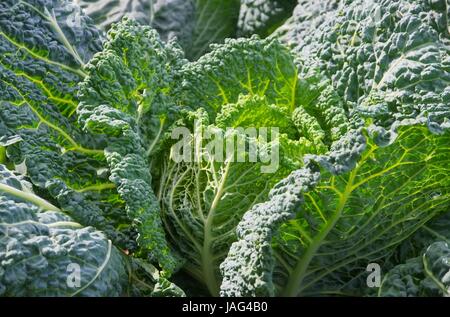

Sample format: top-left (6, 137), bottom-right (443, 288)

top-left (0, 164), bottom-right (129, 296)
top-left (278, 0), bottom-right (450, 127)
top-left (274, 0), bottom-right (342, 42)
top-left (78, 17), bottom-right (185, 273)
top-left (221, 0), bottom-right (450, 297)
top-left (0, 0), bottom-right (138, 248)
top-left (220, 162), bottom-right (322, 297)
top-left (179, 36), bottom-right (301, 117)
top-left (159, 103), bottom-right (304, 295)
top-left (0, 1), bottom-right (183, 274)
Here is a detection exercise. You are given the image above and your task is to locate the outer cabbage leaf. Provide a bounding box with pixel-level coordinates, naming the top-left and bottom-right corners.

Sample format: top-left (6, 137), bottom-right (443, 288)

top-left (379, 241), bottom-right (450, 296)
top-left (151, 0), bottom-right (241, 60)
top-left (237, 0), bottom-right (298, 38)
top-left (77, 0), bottom-right (154, 30)
top-left (278, 0), bottom-right (450, 127)
top-left (0, 164), bottom-right (129, 296)
top-left (0, 0), bottom-right (136, 247)
top-left (77, 18), bottom-right (185, 273)
top-left (0, 1), bottom-right (180, 273)
top-left (221, 122), bottom-right (450, 296)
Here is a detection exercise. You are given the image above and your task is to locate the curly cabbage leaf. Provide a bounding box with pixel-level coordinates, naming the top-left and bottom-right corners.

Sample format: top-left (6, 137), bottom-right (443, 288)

top-left (278, 0), bottom-right (450, 126)
top-left (77, 17), bottom-right (186, 273)
top-left (273, 1), bottom-right (343, 42)
top-left (178, 35), bottom-right (349, 128)
top-left (0, 0), bottom-right (179, 273)
top-left (220, 0), bottom-right (450, 297)
top-left (0, 0), bottom-right (132, 246)
top-left (0, 164), bottom-right (129, 296)
top-left (221, 121), bottom-right (450, 297)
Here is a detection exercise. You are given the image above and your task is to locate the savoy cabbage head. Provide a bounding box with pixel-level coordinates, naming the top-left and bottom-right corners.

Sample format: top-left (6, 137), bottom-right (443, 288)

top-left (0, 0), bottom-right (450, 298)
top-left (156, 36), bottom-right (349, 295)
